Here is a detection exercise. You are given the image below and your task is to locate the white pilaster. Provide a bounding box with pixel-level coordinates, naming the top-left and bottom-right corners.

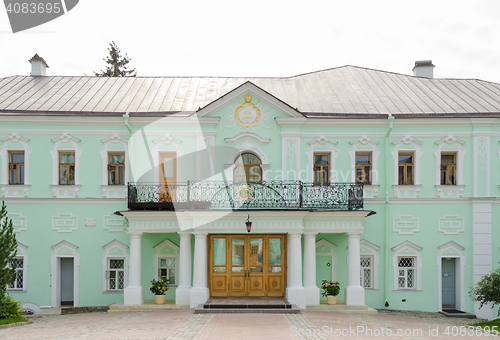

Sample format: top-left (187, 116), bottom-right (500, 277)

top-left (303, 232), bottom-right (319, 306)
top-left (472, 200), bottom-right (493, 320)
top-left (190, 232), bottom-right (209, 308)
top-left (176, 232), bottom-right (192, 306)
top-left (286, 232), bottom-right (306, 309)
top-left (124, 232), bottom-right (144, 305)
top-left (345, 232), bottom-right (365, 306)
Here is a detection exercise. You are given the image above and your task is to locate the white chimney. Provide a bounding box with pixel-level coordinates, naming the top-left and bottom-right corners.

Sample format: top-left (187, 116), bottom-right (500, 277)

top-left (29, 54), bottom-right (49, 76)
top-left (412, 60), bottom-right (434, 78)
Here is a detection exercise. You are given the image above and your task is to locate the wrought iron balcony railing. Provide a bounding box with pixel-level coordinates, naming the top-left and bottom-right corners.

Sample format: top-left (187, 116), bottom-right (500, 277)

top-left (128, 181), bottom-right (363, 211)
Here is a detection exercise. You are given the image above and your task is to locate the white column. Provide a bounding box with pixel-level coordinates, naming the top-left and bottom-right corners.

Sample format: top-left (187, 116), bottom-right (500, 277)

top-left (345, 232), bottom-right (365, 306)
top-left (190, 232), bottom-right (209, 308)
top-left (175, 232), bottom-right (192, 306)
top-left (286, 232), bottom-right (306, 309)
top-left (303, 232), bottom-right (319, 306)
top-left (124, 232), bottom-right (144, 305)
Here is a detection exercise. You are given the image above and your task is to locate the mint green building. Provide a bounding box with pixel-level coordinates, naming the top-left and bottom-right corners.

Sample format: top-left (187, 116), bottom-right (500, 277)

top-left (1, 56), bottom-right (499, 319)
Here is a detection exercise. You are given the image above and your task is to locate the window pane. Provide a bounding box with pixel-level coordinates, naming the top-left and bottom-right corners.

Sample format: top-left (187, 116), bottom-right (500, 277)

top-left (110, 171), bottom-right (116, 185)
top-left (441, 154), bottom-right (455, 164)
top-left (448, 165), bottom-right (455, 185)
top-left (60, 166), bottom-right (67, 184)
top-left (162, 157), bottom-right (174, 178)
top-left (398, 166), bottom-right (404, 185)
top-left (10, 170), bottom-right (16, 184)
top-left (68, 165), bottom-right (75, 184)
top-left (322, 167), bottom-right (329, 184)
top-left (407, 269), bottom-right (414, 288)
top-left (110, 154), bottom-right (124, 164)
top-left (61, 153), bottom-right (75, 164)
top-left (398, 277), bottom-right (405, 288)
top-left (406, 166), bottom-right (413, 185)
top-left (213, 238), bottom-right (226, 266)
top-left (232, 239), bottom-right (244, 265)
top-left (118, 271), bottom-right (124, 289)
top-left (10, 153), bottom-right (24, 163)
top-left (398, 154), bottom-right (413, 164)
top-left (250, 238), bottom-right (263, 266)
top-left (269, 238), bottom-right (281, 265)
top-left (118, 166), bottom-right (124, 184)
top-left (315, 154), bottom-right (329, 165)
top-left (19, 165), bottom-right (24, 184)
top-left (168, 268), bottom-right (175, 284)
top-left (356, 154), bottom-right (370, 164)
top-left (269, 267), bottom-right (281, 273)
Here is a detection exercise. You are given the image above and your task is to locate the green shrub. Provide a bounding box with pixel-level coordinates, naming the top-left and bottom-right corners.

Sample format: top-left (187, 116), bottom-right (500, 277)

top-left (0, 294), bottom-right (24, 319)
top-left (469, 268), bottom-right (500, 317)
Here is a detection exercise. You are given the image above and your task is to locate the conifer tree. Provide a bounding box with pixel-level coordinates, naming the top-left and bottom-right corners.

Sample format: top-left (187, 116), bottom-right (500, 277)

top-left (0, 201), bottom-right (17, 298)
top-left (94, 41), bottom-right (137, 77)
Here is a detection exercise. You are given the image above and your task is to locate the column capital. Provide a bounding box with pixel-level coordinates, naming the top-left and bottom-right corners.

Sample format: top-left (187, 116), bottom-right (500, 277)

top-left (127, 232), bottom-right (143, 237)
top-left (288, 232), bottom-right (303, 238)
top-left (178, 231), bottom-right (193, 237)
top-left (303, 232), bottom-right (318, 237)
top-left (193, 232), bottom-right (208, 238)
top-left (346, 231), bottom-right (362, 237)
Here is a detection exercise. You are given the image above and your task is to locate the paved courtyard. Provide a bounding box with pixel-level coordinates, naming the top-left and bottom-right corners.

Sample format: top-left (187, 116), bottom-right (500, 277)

top-left (0, 309), bottom-right (492, 340)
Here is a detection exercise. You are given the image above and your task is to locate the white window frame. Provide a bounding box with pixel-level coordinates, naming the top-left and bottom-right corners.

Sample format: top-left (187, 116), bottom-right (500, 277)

top-left (100, 134), bottom-right (129, 198)
top-left (391, 136), bottom-right (423, 198)
top-left (106, 258), bottom-right (126, 291)
top-left (397, 256), bottom-right (416, 289)
top-left (7, 242), bottom-right (28, 292)
top-left (349, 136), bottom-right (380, 198)
top-left (50, 133), bottom-right (82, 198)
top-left (153, 239), bottom-right (179, 287)
top-left (360, 239), bottom-right (380, 289)
top-left (434, 136), bottom-right (465, 198)
top-left (102, 239), bottom-right (129, 293)
top-left (392, 240), bottom-right (422, 291)
top-left (0, 133), bottom-right (31, 197)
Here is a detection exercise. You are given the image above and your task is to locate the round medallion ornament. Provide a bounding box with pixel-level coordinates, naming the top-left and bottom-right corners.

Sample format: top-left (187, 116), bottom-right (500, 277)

top-left (272, 281), bottom-right (278, 288)
top-left (235, 184), bottom-right (254, 201)
top-left (216, 281), bottom-right (223, 287)
top-left (235, 281), bottom-right (241, 288)
top-left (253, 280), bottom-right (259, 287)
top-left (235, 94), bottom-right (261, 128)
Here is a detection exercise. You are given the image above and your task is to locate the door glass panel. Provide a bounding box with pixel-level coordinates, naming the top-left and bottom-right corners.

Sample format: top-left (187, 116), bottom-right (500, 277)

top-left (249, 238), bottom-right (263, 266)
top-left (268, 238), bottom-right (281, 265)
top-left (213, 238), bottom-right (226, 265)
top-left (232, 267), bottom-right (244, 273)
top-left (231, 238), bottom-right (244, 265)
top-left (269, 267), bottom-right (281, 273)
top-left (162, 157), bottom-right (174, 178)
top-left (250, 267), bottom-right (263, 272)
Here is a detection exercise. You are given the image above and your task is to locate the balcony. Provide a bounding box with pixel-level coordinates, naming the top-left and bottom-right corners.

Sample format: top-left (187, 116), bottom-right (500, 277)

top-left (128, 181), bottom-right (363, 211)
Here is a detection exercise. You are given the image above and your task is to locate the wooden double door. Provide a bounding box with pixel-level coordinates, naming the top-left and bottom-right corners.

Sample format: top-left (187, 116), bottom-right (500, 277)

top-left (209, 234), bottom-right (286, 297)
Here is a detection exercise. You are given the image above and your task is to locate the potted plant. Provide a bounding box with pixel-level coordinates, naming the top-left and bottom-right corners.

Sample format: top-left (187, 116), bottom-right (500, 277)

top-left (150, 278), bottom-right (169, 305)
top-left (321, 280), bottom-right (340, 305)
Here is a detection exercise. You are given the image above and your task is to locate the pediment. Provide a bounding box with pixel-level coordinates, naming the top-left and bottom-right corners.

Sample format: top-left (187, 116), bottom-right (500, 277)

top-left (197, 81), bottom-right (304, 121)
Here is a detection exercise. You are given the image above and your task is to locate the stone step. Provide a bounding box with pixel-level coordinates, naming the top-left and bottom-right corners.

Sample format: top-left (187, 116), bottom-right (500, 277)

top-left (108, 300), bottom-right (189, 313)
top-left (194, 304), bottom-right (301, 314)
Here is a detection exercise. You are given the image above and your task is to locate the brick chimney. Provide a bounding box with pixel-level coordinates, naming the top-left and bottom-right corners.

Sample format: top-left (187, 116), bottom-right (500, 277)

top-left (29, 54), bottom-right (49, 76)
top-left (412, 60), bottom-right (434, 78)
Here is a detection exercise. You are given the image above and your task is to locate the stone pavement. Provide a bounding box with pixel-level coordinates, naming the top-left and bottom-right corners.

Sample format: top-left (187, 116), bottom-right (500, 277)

top-left (0, 309), bottom-right (493, 340)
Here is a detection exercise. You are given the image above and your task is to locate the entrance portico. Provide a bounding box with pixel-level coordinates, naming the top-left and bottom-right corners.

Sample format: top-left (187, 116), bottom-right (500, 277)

top-left (120, 210), bottom-right (371, 309)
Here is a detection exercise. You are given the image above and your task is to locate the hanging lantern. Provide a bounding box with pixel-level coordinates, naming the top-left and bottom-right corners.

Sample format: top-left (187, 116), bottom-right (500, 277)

top-left (245, 214), bottom-right (252, 233)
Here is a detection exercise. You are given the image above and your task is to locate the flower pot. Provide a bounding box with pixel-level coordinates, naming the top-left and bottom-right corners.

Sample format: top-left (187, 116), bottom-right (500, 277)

top-left (154, 294), bottom-right (166, 305)
top-left (326, 295), bottom-right (338, 305)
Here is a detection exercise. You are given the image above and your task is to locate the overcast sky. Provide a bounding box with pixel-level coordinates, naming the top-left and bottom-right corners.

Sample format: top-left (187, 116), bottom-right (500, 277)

top-left (1, 0), bottom-right (499, 83)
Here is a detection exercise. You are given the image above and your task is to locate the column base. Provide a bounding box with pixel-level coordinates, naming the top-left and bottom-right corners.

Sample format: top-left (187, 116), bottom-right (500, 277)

top-left (286, 286), bottom-right (306, 309)
top-left (305, 286), bottom-right (320, 306)
top-left (189, 287), bottom-right (209, 308)
top-left (124, 286), bottom-right (144, 305)
top-left (344, 286), bottom-right (365, 306)
top-left (175, 286), bottom-right (192, 306)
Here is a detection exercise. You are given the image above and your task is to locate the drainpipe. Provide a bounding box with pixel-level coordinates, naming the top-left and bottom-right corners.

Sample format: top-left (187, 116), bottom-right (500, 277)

top-left (384, 114), bottom-right (394, 308)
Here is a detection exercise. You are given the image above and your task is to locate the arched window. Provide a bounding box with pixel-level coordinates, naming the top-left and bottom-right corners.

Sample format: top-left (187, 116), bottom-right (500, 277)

top-left (234, 153), bottom-right (262, 183)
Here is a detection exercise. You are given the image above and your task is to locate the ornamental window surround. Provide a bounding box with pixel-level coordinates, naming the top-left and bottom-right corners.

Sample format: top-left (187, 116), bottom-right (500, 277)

top-left (392, 240), bottom-right (422, 291)
top-left (7, 243), bottom-right (28, 292)
top-left (102, 240), bottom-right (129, 293)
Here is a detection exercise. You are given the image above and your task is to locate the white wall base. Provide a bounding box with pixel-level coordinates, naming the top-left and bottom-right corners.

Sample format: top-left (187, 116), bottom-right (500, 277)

top-left (189, 287), bottom-right (209, 308)
top-left (344, 286), bottom-right (365, 306)
top-left (305, 286), bottom-right (320, 306)
top-left (475, 302), bottom-right (494, 320)
top-left (175, 286), bottom-right (191, 306)
top-left (124, 286), bottom-right (144, 305)
top-left (287, 286), bottom-right (306, 309)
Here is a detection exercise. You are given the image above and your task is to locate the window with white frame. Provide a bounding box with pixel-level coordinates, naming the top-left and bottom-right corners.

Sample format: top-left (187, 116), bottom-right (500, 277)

top-left (392, 240), bottom-right (422, 291)
top-left (106, 258), bottom-right (125, 291)
top-left (8, 257), bottom-right (24, 290)
top-left (102, 239), bottom-right (128, 293)
top-left (360, 256), bottom-right (373, 288)
top-left (158, 258), bottom-right (176, 285)
top-left (397, 257), bottom-right (415, 289)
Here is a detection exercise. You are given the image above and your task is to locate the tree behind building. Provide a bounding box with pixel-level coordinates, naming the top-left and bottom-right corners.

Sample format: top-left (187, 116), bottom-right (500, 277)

top-left (94, 41), bottom-right (137, 77)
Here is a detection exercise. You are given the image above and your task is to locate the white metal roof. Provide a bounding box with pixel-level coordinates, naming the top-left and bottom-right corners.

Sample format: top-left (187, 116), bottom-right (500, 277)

top-left (1, 66), bottom-right (500, 116)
